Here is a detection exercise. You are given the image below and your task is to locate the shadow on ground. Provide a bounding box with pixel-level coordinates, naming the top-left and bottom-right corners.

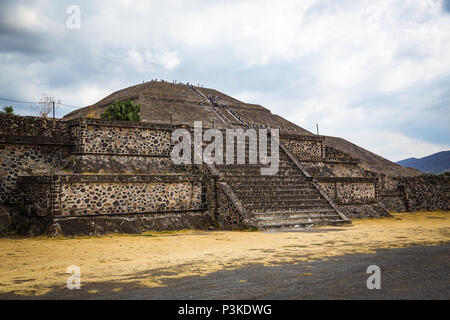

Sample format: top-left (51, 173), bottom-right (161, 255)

top-left (1, 244), bottom-right (448, 300)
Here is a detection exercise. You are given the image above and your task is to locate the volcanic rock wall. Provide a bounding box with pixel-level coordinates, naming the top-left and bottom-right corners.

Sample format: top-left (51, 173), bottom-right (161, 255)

top-left (0, 116), bottom-right (74, 204)
top-left (0, 114), bottom-right (447, 235)
top-left (0, 115), bottom-right (254, 235)
top-left (280, 132), bottom-right (385, 218)
top-left (19, 175), bottom-right (204, 216)
top-left (281, 132), bottom-right (448, 216)
top-left (377, 174), bottom-right (449, 212)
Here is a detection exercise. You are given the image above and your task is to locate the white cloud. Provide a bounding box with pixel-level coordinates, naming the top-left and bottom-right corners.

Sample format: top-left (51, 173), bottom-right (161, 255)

top-left (124, 49), bottom-right (180, 72)
top-left (0, 0), bottom-right (449, 161)
top-left (3, 5), bottom-right (50, 33)
top-left (344, 130), bottom-right (450, 162)
top-left (145, 51), bottom-right (180, 70)
top-left (126, 50), bottom-right (145, 71)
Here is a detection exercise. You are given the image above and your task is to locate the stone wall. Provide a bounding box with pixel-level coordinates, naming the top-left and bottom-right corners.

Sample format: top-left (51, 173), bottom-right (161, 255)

top-left (377, 175), bottom-right (449, 212)
top-left (18, 174), bottom-right (205, 217)
top-left (282, 134), bottom-right (390, 218)
top-left (378, 192), bottom-right (407, 212)
top-left (281, 134), bottom-right (358, 163)
top-left (64, 154), bottom-right (178, 174)
top-left (68, 118), bottom-right (180, 174)
top-left (337, 203), bottom-right (390, 218)
top-left (0, 115), bottom-right (72, 140)
top-left (0, 143), bottom-right (72, 204)
top-left (377, 175), bottom-right (401, 192)
top-left (398, 175), bottom-right (449, 211)
top-left (70, 118), bottom-right (172, 155)
top-left (377, 174), bottom-right (405, 212)
top-left (49, 212), bottom-right (212, 236)
top-left (0, 115), bottom-right (75, 205)
top-left (0, 116), bottom-right (187, 207)
top-left (214, 182), bottom-right (255, 229)
top-left (0, 114), bottom-right (447, 235)
top-left (0, 115), bottom-right (255, 235)
top-left (316, 178), bottom-right (377, 205)
top-left (20, 176), bottom-right (55, 216)
top-left (282, 138), bottom-right (323, 160)
top-left (301, 161), bottom-right (364, 177)
top-left (324, 145), bottom-right (356, 162)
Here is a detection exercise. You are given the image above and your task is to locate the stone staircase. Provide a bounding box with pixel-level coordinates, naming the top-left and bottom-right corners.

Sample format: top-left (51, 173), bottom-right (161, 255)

top-left (215, 141), bottom-right (350, 231)
top-left (187, 85), bottom-right (231, 127)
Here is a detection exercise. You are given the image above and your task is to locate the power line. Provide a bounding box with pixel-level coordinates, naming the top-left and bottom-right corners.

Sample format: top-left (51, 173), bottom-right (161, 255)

top-left (0, 98), bottom-right (37, 104)
top-left (58, 102), bottom-right (82, 109)
top-left (0, 97), bottom-right (82, 109)
top-left (304, 122), bottom-right (320, 135)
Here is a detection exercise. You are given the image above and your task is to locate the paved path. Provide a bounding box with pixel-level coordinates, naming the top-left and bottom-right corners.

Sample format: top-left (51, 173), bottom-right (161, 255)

top-left (3, 243), bottom-right (448, 300)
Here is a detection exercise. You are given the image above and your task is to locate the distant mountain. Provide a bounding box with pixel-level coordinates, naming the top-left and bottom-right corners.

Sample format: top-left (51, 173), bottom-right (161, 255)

top-left (397, 151), bottom-right (450, 174)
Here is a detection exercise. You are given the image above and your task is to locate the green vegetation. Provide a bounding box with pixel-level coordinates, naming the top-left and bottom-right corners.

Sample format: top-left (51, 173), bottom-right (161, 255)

top-left (0, 106), bottom-right (14, 115)
top-left (101, 100), bottom-right (141, 122)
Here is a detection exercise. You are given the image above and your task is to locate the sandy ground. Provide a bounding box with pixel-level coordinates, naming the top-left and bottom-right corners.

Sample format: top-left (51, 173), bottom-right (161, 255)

top-left (0, 211), bottom-right (449, 296)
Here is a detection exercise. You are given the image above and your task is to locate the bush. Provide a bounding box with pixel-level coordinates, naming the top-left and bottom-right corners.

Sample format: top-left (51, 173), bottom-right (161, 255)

top-left (101, 100), bottom-right (141, 122)
top-left (0, 106), bottom-right (14, 115)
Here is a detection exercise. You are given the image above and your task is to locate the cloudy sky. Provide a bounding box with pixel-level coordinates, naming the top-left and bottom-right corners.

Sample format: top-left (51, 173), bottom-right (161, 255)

top-left (0, 0), bottom-right (449, 162)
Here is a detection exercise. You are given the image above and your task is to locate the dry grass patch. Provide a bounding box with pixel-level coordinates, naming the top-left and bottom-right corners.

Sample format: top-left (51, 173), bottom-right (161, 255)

top-left (0, 211), bottom-right (448, 296)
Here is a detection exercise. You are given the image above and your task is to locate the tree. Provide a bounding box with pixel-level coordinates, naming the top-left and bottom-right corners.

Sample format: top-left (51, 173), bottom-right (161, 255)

top-left (101, 100), bottom-right (141, 122)
top-left (0, 106), bottom-right (14, 115)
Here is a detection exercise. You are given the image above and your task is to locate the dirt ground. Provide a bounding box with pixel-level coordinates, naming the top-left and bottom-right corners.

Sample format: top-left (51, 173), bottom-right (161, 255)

top-left (0, 211), bottom-right (448, 297)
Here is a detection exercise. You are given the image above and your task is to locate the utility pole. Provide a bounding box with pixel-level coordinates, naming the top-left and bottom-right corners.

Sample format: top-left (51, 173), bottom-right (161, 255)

top-left (316, 123), bottom-right (319, 135)
top-left (52, 101), bottom-right (55, 119)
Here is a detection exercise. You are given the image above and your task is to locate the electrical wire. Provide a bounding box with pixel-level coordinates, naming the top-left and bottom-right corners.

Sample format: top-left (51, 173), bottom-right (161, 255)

top-left (0, 97), bottom-right (82, 109)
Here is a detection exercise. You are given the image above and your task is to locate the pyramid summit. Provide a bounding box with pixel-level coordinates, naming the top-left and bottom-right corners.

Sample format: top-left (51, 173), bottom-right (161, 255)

top-left (65, 80), bottom-right (310, 133)
top-left (65, 80), bottom-right (421, 177)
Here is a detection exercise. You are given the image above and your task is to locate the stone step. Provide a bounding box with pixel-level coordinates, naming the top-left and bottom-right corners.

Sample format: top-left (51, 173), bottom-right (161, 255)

top-left (212, 142), bottom-right (350, 231)
top-left (220, 163), bottom-right (299, 170)
top-left (256, 214), bottom-right (341, 225)
top-left (227, 141), bottom-right (276, 145)
top-left (244, 198), bottom-right (329, 205)
top-left (225, 174), bottom-right (306, 181)
top-left (225, 147), bottom-right (280, 152)
top-left (233, 188), bottom-right (319, 199)
top-left (223, 147), bottom-right (286, 152)
top-left (246, 202), bottom-right (332, 212)
top-left (219, 168), bottom-right (298, 175)
top-left (227, 180), bottom-right (312, 187)
top-left (255, 212), bottom-right (339, 220)
top-left (248, 204), bottom-right (333, 211)
top-left (254, 209), bottom-right (336, 216)
top-left (220, 159), bottom-right (290, 166)
top-left (225, 152), bottom-right (289, 157)
top-left (234, 187), bottom-right (321, 198)
top-left (216, 162), bottom-right (297, 170)
top-left (260, 219), bottom-right (348, 231)
top-left (223, 170), bottom-right (302, 177)
top-left (227, 183), bottom-right (311, 189)
top-left (239, 194), bottom-right (323, 201)
top-left (231, 184), bottom-right (313, 190)
top-left (219, 163), bottom-right (297, 170)
top-left (216, 165), bottom-right (294, 171)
